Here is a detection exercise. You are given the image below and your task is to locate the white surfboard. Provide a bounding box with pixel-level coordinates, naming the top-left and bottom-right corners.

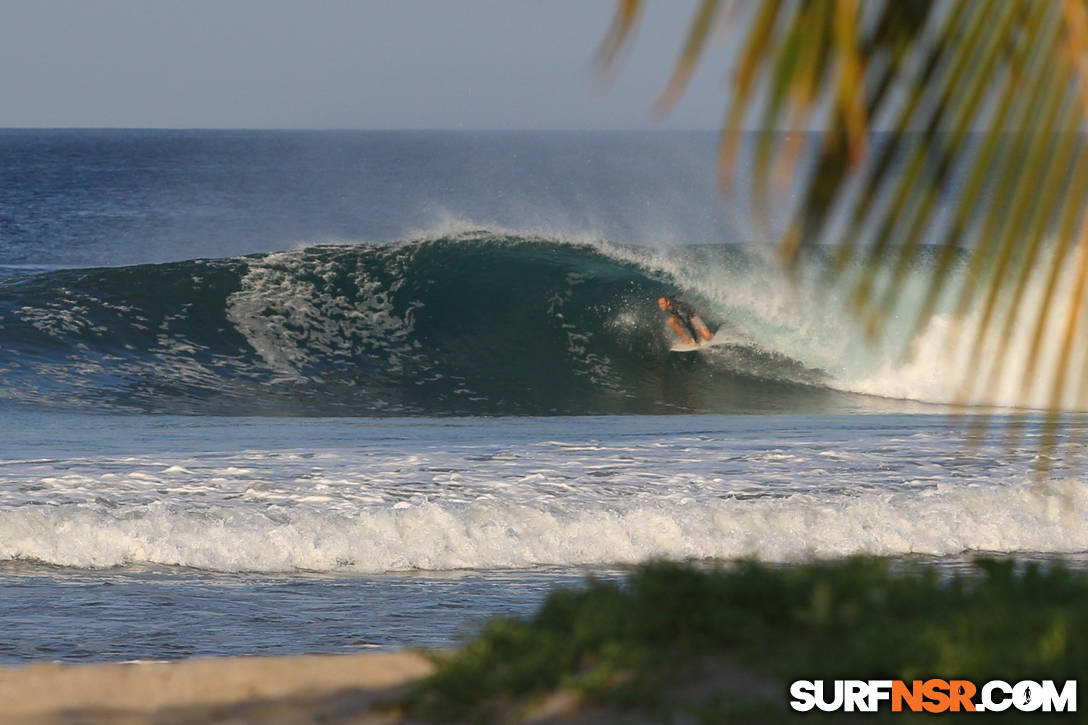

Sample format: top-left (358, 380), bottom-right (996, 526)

top-left (669, 329), bottom-right (733, 353)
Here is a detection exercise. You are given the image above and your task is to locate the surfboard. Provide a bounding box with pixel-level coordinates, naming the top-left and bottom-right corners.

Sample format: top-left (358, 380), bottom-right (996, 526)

top-left (669, 330), bottom-right (733, 353)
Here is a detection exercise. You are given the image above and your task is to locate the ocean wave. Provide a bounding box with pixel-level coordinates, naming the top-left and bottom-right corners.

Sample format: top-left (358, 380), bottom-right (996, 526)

top-left (0, 233), bottom-right (846, 415)
top-left (2, 478), bottom-right (1084, 572)
top-left (0, 230), bottom-right (1074, 414)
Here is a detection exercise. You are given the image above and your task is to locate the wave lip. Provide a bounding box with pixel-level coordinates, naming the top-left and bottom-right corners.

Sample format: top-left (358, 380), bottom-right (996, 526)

top-left (3, 479), bottom-right (1084, 572)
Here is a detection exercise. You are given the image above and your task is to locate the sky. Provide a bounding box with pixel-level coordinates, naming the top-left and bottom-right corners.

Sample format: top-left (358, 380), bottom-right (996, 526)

top-left (0, 0), bottom-right (734, 130)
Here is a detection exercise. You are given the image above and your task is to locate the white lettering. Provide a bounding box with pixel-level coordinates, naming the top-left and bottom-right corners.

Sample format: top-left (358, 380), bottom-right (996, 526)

top-left (845, 680), bottom-right (867, 712)
top-left (789, 680), bottom-right (816, 712)
top-left (1014, 680), bottom-right (1043, 712)
top-left (982, 680), bottom-right (1012, 712)
top-left (790, 679), bottom-right (1076, 714)
top-left (815, 680), bottom-right (844, 712)
top-left (868, 680), bottom-right (893, 711)
top-left (1041, 680), bottom-right (1077, 713)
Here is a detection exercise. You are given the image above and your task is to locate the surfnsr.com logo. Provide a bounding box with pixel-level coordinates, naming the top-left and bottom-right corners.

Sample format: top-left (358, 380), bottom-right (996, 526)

top-left (789, 679), bottom-right (1077, 713)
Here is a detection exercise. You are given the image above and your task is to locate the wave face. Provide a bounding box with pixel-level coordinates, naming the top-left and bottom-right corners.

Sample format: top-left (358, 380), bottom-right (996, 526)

top-left (0, 233), bottom-right (864, 416)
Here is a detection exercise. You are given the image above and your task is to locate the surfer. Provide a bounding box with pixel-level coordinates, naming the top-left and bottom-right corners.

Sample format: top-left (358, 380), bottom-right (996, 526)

top-left (658, 296), bottom-right (713, 347)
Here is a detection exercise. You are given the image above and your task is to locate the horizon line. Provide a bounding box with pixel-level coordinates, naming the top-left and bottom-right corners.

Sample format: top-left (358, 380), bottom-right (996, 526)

top-left (0, 126), bottom-right (808, 134)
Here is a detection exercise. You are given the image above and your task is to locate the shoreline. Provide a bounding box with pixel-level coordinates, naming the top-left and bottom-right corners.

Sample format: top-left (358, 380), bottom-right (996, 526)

top-left (4, 559), bottom-right (1084, 723)
top-left (0, 652), bottom-right (434, 723)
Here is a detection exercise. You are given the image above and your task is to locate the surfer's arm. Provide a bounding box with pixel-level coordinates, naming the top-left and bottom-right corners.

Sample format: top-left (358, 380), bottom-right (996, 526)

top-left (668, 316), bottom-right (695, 344)
top-left (691, 315), bottom-right (713, 341)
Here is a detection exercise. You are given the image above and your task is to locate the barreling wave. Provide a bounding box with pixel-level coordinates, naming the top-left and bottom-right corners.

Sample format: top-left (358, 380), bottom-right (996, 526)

top-left (12, 228), bottom-right (1070, 416)
top-left (0, 232), bottom-right (860, 415)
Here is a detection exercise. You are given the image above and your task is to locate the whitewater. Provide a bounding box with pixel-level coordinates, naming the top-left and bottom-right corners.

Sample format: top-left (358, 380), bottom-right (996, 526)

top-left (3, 414), bottom-right (1086, 574)
top-left (1, 129), bottom-right (1085, 663)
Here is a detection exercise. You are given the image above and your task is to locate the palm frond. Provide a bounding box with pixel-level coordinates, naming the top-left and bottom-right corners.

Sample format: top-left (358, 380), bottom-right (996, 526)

top-left (603, 0), bottom-right (1088, 458)
top-left (654, 0), bottom-right (726, 116)
top-left (596, 0), bottom-right (643, 69)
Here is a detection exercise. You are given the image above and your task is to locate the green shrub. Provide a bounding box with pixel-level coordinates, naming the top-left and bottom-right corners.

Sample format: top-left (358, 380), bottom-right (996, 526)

top-left (407, 558), bottom-right (1088, 722)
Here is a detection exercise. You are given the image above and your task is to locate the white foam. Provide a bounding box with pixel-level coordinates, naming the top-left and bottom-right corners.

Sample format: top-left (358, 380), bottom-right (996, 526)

top-left (2, 412), bottom-right (1083, 574)
top-left (226, 248), bottom-right (417, 380)
top-left (1, 478), bottom-right (1084, 572)
top-left (847, 246), bottom-right (1088, 410)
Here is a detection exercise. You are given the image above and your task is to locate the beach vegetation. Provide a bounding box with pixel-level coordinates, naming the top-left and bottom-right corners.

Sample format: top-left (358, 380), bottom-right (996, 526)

top-left (405, 558), bottom-right (1087, 722)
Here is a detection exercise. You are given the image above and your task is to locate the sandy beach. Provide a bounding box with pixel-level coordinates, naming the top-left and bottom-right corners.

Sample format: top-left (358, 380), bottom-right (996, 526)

top-left (0, 652), bottom-right (434, 724)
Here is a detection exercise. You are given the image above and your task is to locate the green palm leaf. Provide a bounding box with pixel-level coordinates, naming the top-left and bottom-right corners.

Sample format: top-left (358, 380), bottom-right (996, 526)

top-left (601, 0), bottom-right (1088, 462)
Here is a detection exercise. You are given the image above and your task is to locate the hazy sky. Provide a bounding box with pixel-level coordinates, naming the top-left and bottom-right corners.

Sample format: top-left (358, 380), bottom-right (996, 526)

top-left (1, 1), bottom-right (734, 129)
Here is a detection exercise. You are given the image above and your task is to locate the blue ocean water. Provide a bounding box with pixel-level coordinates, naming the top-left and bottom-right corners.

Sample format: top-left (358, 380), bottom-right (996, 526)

top-left (1, 130), bottom-right (1086, 663)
